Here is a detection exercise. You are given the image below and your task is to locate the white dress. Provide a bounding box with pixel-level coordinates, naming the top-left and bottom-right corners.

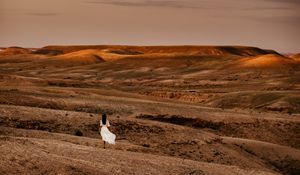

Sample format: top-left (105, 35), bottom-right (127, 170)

top-left (100, 120), bottom-right (116, 144)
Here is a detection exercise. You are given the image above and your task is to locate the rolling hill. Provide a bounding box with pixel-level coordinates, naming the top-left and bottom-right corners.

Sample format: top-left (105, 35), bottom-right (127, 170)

top-left (239, 54), bottom-right (296, 68)
top-left (36, 45), bottom-right (279, 56)
top-left (0, 45), bottom-right (299, 175)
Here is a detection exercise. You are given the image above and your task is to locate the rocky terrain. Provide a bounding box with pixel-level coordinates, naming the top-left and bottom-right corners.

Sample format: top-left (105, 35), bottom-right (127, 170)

top-left (0, 45), bottom-right (299, 175)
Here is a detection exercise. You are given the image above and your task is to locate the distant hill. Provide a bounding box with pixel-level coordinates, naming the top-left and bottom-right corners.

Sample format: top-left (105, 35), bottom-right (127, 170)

top-left (0, 47), bottom-right (31, 55)
top-left (36, 45), bottom-right (280, 57)
top-left (291, 53), bottom-right (300, 60)
top-left (239, 54), bottom-right (296, 68)
top-left (54, 49), bottom-right (105, 63)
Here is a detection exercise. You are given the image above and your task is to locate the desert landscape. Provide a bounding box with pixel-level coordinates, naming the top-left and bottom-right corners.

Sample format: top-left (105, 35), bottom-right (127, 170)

top-left (0, 45), bottom-right (299, 175)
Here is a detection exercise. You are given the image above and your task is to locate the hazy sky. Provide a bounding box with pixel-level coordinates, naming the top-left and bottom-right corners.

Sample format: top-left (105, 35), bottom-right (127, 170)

top-left (0, 0), bottom-right (299, 52)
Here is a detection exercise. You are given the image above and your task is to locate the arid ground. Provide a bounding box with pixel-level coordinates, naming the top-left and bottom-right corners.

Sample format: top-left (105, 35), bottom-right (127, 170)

top-left (0, 45), bottom-right (299, 175)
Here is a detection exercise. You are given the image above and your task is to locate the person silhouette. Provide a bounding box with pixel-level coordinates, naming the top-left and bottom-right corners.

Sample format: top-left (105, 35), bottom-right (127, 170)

top-left (99, 113), bottom-right (116, 148)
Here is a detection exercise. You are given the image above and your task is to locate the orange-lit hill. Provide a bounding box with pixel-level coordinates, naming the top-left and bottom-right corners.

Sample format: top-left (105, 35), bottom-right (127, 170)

top-left (36, 45), bottom-right (279, 57)
top-left (291, 53), bottom-right (300, 61)
top-left (54, 49), bottom-right (106, 63)
top-left (0, 47), bottom-right (31, 56)
top-left (239, 54), bottom-right (296, 68)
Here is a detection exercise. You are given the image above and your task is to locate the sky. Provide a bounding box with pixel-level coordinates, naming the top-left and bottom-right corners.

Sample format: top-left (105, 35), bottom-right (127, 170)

top-left (0, 0), bottom-right (299, 53)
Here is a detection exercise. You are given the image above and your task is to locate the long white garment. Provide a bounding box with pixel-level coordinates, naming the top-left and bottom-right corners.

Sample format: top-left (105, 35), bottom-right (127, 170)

top-left (100, 120), bottom-right (116, 144)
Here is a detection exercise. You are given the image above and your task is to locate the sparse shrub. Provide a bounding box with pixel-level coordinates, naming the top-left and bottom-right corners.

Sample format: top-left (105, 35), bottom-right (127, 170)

top-left (74, 129), bottom-right (83, 136)
top-left (142, 144), bottom-right (150, 148)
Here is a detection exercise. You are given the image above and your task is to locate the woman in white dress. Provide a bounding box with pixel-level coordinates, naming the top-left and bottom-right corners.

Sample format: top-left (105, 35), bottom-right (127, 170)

top-left (99, 113), bottom-right (116, 148)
